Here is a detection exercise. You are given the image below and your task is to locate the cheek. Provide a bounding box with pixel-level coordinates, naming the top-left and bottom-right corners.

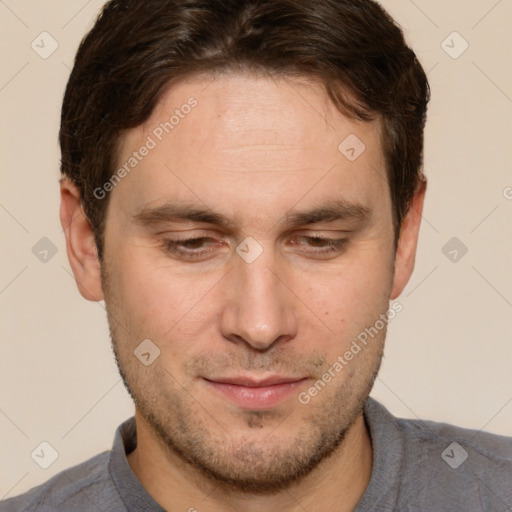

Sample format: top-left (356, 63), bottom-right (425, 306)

top-left (291, 259), bottom-right (394, 366)
top-left (111, 248), bottom-right (221, 345)
top-left (107, 249), bottom-right (177, 338)
top-left (300, 249), bottom-right (393, 322)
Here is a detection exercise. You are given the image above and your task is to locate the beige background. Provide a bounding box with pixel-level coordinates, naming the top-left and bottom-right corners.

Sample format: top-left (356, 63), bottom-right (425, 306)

top-left (1, 0), bottom-right (511, 499)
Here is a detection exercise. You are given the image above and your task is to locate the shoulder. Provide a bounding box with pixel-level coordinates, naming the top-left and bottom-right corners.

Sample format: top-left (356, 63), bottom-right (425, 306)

top-left (367, 398), bottom-right (512, 510)
top-left (397, 410), bottom-right (512, 476)
top-left (0, 450), bottom-right (121, 512)
top-left (398, 412), bottom-right (512, 461)
top-left (367, 397), bottom-right (512, 463)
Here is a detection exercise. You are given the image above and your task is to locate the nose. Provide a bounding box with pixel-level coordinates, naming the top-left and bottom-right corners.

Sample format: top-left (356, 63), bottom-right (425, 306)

top-left (219, 244), bottom-right (298, 351)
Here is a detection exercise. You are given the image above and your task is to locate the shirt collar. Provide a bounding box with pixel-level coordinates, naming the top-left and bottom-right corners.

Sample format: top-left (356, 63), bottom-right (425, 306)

top-left (108, 416), bottom-right (166, 512)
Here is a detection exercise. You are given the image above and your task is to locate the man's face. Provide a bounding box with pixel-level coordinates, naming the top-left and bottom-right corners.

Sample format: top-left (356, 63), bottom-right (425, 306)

top-left (101, 72), bottom-right (397, 492)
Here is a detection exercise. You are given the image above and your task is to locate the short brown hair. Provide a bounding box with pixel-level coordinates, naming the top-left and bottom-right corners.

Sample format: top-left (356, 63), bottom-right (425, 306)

top-left (60, 0), bottom-right (429, 260)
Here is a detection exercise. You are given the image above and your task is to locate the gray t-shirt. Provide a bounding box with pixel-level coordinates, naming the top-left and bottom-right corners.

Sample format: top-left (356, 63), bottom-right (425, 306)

top-left (1, 397), bottom-right (511, 511)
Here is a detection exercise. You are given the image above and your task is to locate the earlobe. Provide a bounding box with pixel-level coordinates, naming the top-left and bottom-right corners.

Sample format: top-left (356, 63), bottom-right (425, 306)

top-left (390, 178), bottom-right (427, 300)
top-left (59, 177), bottom-right (104, 302)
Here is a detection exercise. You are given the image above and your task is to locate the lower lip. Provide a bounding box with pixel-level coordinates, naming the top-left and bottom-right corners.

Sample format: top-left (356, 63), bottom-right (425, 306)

top-left (204, 378), bottom-right (309, 409)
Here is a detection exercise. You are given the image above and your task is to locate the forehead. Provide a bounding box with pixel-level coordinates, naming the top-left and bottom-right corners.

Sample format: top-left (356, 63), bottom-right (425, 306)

top-left (139, 71), bottom-right (379, 155)
top-left (111, 72), bottom-right (388, 225)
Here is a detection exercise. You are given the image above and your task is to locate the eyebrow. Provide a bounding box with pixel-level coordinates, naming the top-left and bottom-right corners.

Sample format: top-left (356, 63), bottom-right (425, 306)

top-left (132, 199), bottom-right (372, 230)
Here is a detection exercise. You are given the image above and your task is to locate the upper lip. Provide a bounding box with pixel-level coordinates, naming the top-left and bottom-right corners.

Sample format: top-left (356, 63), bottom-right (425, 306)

top-left (204, 375), bottom-right (308, 387)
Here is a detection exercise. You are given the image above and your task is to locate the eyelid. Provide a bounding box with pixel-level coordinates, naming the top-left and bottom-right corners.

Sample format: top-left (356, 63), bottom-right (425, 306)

top-left (293, 229), bottom-right (351, 236)
top-left (160, 232), bottom-right (350, 262)
top-left (160, 230), bottom-right (349, 244)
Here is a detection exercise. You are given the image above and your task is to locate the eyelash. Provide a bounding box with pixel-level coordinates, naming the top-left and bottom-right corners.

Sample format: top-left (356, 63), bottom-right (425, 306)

top-left (162, 235), bottom-right (348, 259)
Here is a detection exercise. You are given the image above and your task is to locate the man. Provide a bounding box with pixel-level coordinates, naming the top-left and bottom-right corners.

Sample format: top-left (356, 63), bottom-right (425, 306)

top-left (2, 0), bottom-right (511, 510)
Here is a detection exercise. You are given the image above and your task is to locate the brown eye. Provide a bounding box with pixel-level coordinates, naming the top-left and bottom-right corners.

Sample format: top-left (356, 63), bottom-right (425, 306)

top-left (163, 237), bottom-right (220, 259)
top-left (289, 236), bottom-right (348, 256)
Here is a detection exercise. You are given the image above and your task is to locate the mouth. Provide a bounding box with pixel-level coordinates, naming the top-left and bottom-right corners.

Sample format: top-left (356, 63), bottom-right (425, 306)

top-left (202, 375), bottom-right (309, 410)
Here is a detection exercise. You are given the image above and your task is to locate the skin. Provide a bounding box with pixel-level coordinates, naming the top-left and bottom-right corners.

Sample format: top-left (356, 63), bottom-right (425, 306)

top-left (60, 72), bottom-right (425, 512)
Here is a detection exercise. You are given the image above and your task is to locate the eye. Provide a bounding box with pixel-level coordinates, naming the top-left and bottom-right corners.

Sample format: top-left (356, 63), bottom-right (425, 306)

top-left (162, 236), bottom-right (220, 259)
top-left (289, 235), bottom-right (348, 256)
top-left (161, 233), bottom-right (349, 261)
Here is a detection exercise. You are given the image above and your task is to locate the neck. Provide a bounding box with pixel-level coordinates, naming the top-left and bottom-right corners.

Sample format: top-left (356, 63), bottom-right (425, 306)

top-left (127, 410), bottom-right (373, 512)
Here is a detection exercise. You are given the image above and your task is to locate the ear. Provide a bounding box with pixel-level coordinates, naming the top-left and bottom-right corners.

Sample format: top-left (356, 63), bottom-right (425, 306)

top-left (390, 178), bottom-right (427, 300)
top-left (59, 177), bottom-right (104, 301)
